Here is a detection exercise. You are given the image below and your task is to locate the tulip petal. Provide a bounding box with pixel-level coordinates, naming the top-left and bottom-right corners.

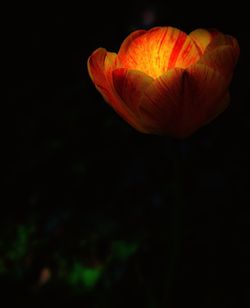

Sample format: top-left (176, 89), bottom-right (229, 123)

top-left (118, 29), bottom-right (147, 59)
top-left (206, 33), bottom-right (240, 54)
top-left (198, 45), bottom-right (238, 83)
top-left (139, 68), bottom-right (187, 136)
top-left (204, 92), bottom-right (230, 125)
top-left (189, 29), bottom-right (212, 54)
top-left (87, 48), bottom-right (117, 91)
top-left (199, 32), bottom-right (239, 84)
top-left (185, 63), bottom-right (229, 132)
top-left (139, 64), bottom-right (228, 138)
top-left (118, 27), bottom-right (200, 79)
top-left (87, 48), bottom-right (148, 132)
top-left (112, 68), bottom-right (154, 115)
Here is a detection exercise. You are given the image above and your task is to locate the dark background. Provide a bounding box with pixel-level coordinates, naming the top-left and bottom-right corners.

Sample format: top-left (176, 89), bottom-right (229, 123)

top-left (4, 1), bottom-right (250, 307)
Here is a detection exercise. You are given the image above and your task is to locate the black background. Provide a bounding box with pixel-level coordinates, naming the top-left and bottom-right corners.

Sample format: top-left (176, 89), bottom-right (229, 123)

top-left (5, 1), bottom-right (250, 307)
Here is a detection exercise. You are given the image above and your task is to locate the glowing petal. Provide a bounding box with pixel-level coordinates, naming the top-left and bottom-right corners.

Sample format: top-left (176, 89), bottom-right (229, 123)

top-left (118, 29), bottom-right (147, 59)
top-left (189, 29), bottom-right (212, 54)
top-left (87, 47), bottom-right (117, 94)
top-left (118, 27), bottom-right (200, 79)
top-left (87, 48), bottom-right (147, 132)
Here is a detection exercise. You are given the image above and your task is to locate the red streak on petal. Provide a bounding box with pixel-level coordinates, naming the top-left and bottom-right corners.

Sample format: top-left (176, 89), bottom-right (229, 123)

top-left (168, 32), bottom-right (187, 69)
top-left (181, 42), bottom-right (193, 61)
top-left (158, 28), bottom-right (168, 55)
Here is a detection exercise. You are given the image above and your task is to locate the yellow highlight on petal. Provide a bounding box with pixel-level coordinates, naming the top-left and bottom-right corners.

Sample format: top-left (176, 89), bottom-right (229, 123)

top-left (189, 29), bottom-right (212, 54)
top-left (118, 27), bottom-right (201, 79)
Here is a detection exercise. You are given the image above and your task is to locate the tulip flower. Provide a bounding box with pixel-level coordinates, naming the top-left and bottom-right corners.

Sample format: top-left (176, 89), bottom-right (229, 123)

top-left (87, 27), bottom-right (239, 138)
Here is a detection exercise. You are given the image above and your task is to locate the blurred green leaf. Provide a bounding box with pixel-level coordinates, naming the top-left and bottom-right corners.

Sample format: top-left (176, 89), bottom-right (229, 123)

top-left (8, 225), bottom-right (34, 261)
top-left (112, 241), bottom-right (138, 261)
top-left (68, 262), bottom-right (103, 289)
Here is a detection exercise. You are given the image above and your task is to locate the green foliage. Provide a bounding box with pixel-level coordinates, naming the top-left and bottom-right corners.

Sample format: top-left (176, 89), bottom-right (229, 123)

top-left (0, 217), bottom-right (142, 299)
top-left (68, 262), bottom-right (103, 289)
top-left (112, 241), bottom-right (138, 261)
top-left (8, 225), bottom-right (34, 261)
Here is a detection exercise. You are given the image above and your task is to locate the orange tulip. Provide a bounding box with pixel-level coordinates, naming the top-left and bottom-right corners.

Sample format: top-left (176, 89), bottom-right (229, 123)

top-left (87, 27), bottom-right (239, 138)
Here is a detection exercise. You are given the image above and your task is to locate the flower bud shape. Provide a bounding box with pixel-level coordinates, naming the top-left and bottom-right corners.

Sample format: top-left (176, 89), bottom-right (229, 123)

top-left (88, 27), bottom-right (239, 138)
